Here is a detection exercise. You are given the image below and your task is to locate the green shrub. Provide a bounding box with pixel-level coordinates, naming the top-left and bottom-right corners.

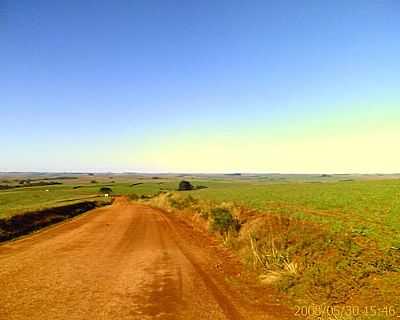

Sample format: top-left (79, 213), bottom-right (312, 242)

top-left (99, 187), bottom-right (112, 194)
top-left (178, 180), bottom-right (194, 191)
top-left (210, 208), bottom-right (239, 234)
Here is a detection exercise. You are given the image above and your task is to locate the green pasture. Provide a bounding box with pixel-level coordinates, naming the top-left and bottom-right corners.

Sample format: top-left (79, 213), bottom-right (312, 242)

top-left (185, 179), bottom-right (400, 248)
top-left (0, 179), bottom-right (177, 218)
top-left (2, 175), bottom-right (400, 248)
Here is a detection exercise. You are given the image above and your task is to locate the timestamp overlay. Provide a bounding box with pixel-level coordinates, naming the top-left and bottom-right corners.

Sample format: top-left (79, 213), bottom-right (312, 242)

top-left (294, 304), bottom-right (399, 319)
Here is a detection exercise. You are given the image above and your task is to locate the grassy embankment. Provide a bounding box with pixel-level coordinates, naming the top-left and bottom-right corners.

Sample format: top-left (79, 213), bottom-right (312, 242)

top-left (148, 178), bottom-right (400, 319)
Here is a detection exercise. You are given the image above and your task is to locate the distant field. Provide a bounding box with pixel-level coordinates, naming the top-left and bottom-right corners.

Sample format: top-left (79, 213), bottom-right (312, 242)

top-left (183, 178), bottom-right (400, 249)
top-left (2, 174), bottom-right (400, 249)
top-left (0, 175), bottom-right (178, 218)
top-left (0, 185), bottom-right (108, 218)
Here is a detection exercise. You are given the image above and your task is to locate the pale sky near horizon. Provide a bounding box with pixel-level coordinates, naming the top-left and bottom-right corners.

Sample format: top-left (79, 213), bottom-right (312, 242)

top-left (1, 1), bottom-right (399, 173)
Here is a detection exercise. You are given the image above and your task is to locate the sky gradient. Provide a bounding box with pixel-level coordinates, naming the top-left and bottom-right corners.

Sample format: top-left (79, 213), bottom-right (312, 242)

top-left (1, 0), bottom-right (399, 173)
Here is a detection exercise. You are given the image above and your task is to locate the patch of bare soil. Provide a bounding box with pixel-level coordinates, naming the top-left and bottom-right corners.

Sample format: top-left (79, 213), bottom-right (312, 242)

top-left (0, 198), bottom-right (292, 319)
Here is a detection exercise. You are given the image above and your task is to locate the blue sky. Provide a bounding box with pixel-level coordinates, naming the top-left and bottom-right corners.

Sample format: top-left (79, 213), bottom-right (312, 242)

top-left (1, 0), bottom-right (399, 172)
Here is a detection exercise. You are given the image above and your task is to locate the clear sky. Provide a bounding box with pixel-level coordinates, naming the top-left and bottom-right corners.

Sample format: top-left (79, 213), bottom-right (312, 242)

top-left (1, 0), bottom-right (399, 173)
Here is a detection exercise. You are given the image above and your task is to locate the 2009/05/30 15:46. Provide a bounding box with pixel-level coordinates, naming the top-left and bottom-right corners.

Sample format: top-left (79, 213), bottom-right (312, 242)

top-left (294, 305), bottom-right (398, 318)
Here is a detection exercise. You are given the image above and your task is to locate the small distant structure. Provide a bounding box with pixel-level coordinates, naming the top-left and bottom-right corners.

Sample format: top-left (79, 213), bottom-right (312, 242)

top-left (45, 189), bottom-right (49, 192)
top-left (104, 194), bottom-right (109, 198)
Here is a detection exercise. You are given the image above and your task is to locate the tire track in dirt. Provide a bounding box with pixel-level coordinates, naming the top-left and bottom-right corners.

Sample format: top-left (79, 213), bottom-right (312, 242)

top-left (157, 212), bottom-right (245, 320)
top-left (0, 198), bottom-right (291, 320)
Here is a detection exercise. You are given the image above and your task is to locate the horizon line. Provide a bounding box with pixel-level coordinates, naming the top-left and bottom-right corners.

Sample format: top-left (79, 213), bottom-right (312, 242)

top-left (1, 171), bottom-right (400, 176)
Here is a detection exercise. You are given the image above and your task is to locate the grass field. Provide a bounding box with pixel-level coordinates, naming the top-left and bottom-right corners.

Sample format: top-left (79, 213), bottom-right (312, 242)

top-left (146, 176), bottom-right (400, 312)
top-left (0, 175), bottom-right (177, 218)
top-left (2, 174), bottom-right (400, 249)
top-left (184, 178), bottom-right (400, 249)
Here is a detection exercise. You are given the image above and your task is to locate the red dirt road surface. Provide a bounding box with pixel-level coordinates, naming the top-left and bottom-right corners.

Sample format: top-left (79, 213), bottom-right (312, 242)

top-left (0, 198), bottom-right (292, 320)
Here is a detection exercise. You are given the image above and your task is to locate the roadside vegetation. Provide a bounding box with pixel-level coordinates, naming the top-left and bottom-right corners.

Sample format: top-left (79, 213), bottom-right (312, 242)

top-left (147, 179), bottom-right (400, 318)
top-left (0, 200), bottom-right (110, 242)
top-left (99, 187), bottom-right (113, 194)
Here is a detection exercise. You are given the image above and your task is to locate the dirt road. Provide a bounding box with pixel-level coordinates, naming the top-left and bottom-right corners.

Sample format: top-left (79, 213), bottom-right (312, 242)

top-left (0, 198), bottom-right (291, 320)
